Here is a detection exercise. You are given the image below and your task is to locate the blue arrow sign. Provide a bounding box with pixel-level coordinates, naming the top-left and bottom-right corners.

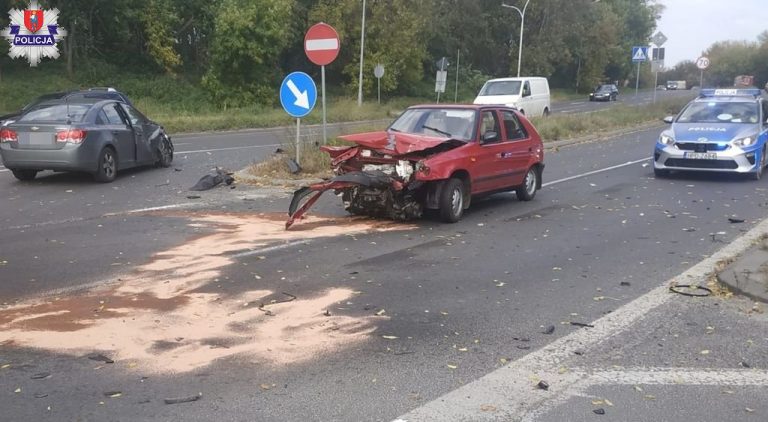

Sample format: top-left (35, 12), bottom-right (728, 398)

top-left (631, 46), bottom-right (649, 62)
top-left (280, 72), bottom-right (317, 118)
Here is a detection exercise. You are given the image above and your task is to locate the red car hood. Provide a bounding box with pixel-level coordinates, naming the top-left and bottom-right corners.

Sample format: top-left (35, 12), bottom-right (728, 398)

top-left (339, 131), bottom-right (464, 155)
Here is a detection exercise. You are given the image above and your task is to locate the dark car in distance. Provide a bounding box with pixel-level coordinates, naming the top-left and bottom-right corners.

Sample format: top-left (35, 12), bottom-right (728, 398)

top-left (589, 84), bottom-right (619, 102)
top-left (0, 97), bottom-right (173, 182)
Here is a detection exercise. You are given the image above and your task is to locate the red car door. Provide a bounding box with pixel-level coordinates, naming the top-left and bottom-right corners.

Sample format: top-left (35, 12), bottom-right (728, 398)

top-left (497, 110), bottom-right (535, 187)
top-left (472, 109), bottom-right (516, 192)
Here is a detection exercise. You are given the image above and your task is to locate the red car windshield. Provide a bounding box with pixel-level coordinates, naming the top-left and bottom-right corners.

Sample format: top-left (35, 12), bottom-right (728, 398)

top-left (389, 108), bottom-right (476, 141)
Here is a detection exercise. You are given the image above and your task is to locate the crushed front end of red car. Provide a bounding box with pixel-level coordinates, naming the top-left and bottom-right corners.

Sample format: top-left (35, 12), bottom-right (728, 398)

top-left (285, 131), bottom-right (465, 229)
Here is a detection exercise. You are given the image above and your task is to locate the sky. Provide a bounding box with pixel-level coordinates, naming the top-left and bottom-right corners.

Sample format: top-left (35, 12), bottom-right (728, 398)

top-left (655, 0), bottom-right (768, 67)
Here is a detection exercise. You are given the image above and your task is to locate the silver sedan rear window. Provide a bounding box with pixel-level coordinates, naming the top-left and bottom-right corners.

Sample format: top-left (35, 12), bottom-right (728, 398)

top-left (19, 104), bottom-right (90, 122)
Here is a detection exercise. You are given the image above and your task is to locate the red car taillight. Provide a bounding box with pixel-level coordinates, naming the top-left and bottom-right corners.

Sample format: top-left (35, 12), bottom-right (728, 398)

top-left (0, 128), bottom-right (17, 143)
top-left (56, 129), bottom-right (87, 144)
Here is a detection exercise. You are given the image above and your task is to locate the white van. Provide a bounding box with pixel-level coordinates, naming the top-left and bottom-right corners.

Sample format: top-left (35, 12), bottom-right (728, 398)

top-left (473, 77), bottom-right (551, 117)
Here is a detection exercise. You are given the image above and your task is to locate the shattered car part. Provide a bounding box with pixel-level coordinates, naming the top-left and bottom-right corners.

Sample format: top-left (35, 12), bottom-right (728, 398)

top-left (286, 105), bottom-right (545, 229)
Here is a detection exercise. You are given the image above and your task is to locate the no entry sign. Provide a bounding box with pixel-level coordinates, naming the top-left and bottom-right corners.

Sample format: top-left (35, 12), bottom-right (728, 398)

top-left (304, 23), bottom-right (340, 66)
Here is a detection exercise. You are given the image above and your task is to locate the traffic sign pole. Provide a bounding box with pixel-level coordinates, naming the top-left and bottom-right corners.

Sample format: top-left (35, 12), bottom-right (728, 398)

top-left (304, 23), bottom-right (340, 145)
top-left (321, 65), bottom-right (327, 144)
top-left (296, 118), bottom-right (301, 166)
top-left (631, 46), bottom-right (649, 97)
top-left (280, 71), bottom-right (318, 167)
top-left (696, 57), bottom-right (710, 89)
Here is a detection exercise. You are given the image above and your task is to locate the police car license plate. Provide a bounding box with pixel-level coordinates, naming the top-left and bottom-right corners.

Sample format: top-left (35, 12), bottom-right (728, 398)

top-left (684, 152), bottom-right (717, 160)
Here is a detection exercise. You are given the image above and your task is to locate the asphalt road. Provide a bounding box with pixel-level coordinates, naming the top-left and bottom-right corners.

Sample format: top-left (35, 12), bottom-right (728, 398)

top-left (4, 89), bottom-right (766, 422)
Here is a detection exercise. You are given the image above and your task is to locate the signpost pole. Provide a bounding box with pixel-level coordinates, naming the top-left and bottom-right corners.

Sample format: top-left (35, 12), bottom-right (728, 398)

top-left (304, 23), bottom-right (339, 144)
top-left (635, 62), bottom-right (640, 97)
top-left (653, 70), bottom-right (658, 104)
top-left (296, 118), bottom-right (301, 166)
top-left (454, 49), bottom-right (460, 103)
top-left (373, 64), bottom-right (384, 105)
top-left (700, 70), bottom-right (704, 89)
top-left (321, 65), bottom-right (327, 144)
top-left (280, 71), bottom-right (316, 170)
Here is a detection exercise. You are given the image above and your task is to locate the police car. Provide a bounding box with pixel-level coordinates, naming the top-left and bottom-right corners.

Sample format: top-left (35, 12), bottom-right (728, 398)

top-left (653, 89), bottom-right (768, 179)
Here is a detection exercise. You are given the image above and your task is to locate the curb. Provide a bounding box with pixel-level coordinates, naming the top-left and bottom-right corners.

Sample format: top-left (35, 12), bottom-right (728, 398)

top-left (716, 237), bottom-right (768, 304)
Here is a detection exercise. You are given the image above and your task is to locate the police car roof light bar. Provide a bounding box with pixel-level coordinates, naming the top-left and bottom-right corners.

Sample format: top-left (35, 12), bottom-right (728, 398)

top-left (699, 88), bottom-right (762, 98)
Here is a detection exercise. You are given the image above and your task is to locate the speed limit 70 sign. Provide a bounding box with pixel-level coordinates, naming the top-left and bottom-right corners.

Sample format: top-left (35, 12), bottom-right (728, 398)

top-left (696, 56), bottom-right (710, 70)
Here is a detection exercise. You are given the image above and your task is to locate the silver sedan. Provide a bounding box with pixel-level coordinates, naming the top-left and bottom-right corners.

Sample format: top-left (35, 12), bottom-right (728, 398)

top-left (0, 98), bottom-right (173, 182)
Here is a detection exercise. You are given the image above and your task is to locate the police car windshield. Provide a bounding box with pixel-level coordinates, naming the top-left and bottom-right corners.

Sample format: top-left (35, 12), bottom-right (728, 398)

top-left (677, 101), bottom-right (759, 124)
top-left (480, 81), bottom-right (522, 96)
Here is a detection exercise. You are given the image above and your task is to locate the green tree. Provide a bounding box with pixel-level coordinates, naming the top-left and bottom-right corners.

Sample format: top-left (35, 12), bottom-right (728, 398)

top-left (310, 0), bottom-right (430, 97)
top-left (203, 0), bottom-right (293, 107)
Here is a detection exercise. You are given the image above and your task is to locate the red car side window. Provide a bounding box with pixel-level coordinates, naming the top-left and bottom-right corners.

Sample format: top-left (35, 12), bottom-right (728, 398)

top-left (501, 111), bottom-right (528, 141)
top-left (480, 111), bottom-right (501, 143)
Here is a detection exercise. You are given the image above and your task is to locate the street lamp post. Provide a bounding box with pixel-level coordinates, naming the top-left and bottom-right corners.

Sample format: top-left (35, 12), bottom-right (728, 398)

top-left (501, 0), bottom-right (530, 77)
top-left (357, 0), bottom-right (367, 106)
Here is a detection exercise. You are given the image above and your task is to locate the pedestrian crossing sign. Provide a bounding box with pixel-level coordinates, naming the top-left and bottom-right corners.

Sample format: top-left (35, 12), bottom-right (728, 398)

top-left (632, 46), bottom-right (649, 62)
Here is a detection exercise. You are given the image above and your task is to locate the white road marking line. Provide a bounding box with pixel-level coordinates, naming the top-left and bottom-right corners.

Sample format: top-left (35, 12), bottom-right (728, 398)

top-left (521, 367), bottom-right (768, 421)
top-left (393, 215), bottom-right (768, 422)
top-left (101, 203), bottom-right (196, 217)
top-left (569, 101), bottom-right (586, 105)
top-left (6, 216), bottom-right (87, 230)
top-left (231, 240), bottom-right (312, 258)
top-left (543, 157), bottom-right (651, 187)
top-left (176, 144), bottom-right (281, 154)
top-left (5, 204), bottom-right (197, 230)
top-left (0, 168), bottom-right (8, 172)
top-left (590, 367), bottom-right (768, 386)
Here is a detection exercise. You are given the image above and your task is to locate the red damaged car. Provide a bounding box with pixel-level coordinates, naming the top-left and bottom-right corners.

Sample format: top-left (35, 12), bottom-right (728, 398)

top-left (286, 104), bottom-right (544, 228)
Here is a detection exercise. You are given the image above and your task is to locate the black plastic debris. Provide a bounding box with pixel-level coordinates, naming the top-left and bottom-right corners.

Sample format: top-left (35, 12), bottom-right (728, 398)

top-left (286, 158), bottom-right (301, 174)
top-left (740, 361), bottom-right (751, 368)
top-left (570, 322), bottom-right (595, 328)
top-left (537, 380), bottom-right (549, 391)
top-left (728, 217), bottom-right (745, 223)
top-left (275, 147), bottom-right (285, 154)
top-left (189, 169), bottom-right (235, 191)
top-left (669, 284), bottom-right (712, 297)
top-left (542, 325), bottom-right (555, 335)
top-left (620, 281), bottom-right (632, 287)
top-left (186, 195), bottom-right (201, 199)
top-left (87, 353), bottom-right (114, 364)
top-left (164, 394), bottom-right (202, 405)
top-left (593, 408), bottom-right (606, 415)
top-left (31, 372), bottom-right (51, 380)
